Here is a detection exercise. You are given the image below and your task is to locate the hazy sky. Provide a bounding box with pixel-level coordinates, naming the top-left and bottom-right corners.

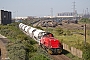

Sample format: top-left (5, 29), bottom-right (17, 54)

top-left (0, 0), bottom-right (90, 18)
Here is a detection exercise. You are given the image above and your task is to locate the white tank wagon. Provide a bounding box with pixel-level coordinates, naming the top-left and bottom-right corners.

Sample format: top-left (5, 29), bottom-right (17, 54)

top-left (20, 24), bottom-right (25, 29)
top-left (19, 23), bottom-right (23, 28)
top-left (22, 25), bottom-right (28, 31)
top-left (26, 27), bottom-right (32, 34)
top-left (19, 23), bottom-right (24, 29)
top-left (28, 27), bottom-right (36, 37)
top-left (33, 29), bottom-right (46, 42)
top-left (24, 26), bottom-right (31, 33)
top-left (19, 23), bottom-right (25, 31)
top-left (19, 23), bottom-right (46, 43)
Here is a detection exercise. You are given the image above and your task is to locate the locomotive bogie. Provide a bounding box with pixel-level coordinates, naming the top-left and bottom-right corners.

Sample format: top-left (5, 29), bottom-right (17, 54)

top-left (50, 48), bottom-right (62, 54)
top-left (47, 49), bottom-right (53, 54)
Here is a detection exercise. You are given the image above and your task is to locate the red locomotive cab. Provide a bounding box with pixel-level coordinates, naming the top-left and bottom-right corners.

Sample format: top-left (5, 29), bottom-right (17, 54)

top-left (40, 37), bottom-right (62, 48)
top-left (48, 38), bottom-right (63, 54)
top-left (49, 38), bottom-right (60, 48)
top-left (40, 37), bottom-right (63, 54)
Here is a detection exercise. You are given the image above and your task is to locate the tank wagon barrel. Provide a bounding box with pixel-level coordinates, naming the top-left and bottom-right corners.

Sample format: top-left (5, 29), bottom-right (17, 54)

top-left (19, 23), bottom-right (63, 54)
top-left (25, 26), bottom-right (31, 33)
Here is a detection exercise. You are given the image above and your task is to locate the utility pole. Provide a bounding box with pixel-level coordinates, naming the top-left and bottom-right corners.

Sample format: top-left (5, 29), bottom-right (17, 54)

top-left (72, 1), bottom-right (76, 20)
top-left (86, 8), bottom-right (88, 15)
top-left (84, 24), bottom-right (86, 46)
top-left (46, 21), bottom-right (48, 32)
top-left (83, 9), bottom-right (85, 16)
top-left (51, 8), bottom-right (53, 18)
top-left (16, 10), bottom-right (18, 20)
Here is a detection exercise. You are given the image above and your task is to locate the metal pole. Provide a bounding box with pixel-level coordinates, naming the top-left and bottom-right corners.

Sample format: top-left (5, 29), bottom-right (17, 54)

top-left (84, 24), bottom-right (86, 46)
top-left (51, 8), bottom-right (53, 18)
top-left (46, 22), bottom-right (48, 32)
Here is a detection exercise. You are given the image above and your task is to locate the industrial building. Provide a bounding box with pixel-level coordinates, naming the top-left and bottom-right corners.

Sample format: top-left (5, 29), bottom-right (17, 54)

top-left (57, 12), bottom-right (75, 16)
top-left (0, 10), bottom-right (12, 25)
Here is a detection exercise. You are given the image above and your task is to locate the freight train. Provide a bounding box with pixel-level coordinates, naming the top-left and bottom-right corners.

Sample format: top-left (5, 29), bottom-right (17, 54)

top-left (19, 23), bottom-right (63, 54)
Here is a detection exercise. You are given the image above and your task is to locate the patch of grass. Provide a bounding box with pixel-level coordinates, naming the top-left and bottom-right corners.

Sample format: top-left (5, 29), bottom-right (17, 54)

top-left (66, 53), bottom-right (83, 60)
top-left (62, 49), bottom-right (83, 60)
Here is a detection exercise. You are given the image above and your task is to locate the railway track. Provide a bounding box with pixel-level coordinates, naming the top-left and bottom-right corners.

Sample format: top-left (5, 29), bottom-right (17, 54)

top-left (50, 54), bottom-right (71, 60)
top-left (38, 45), bottom-right (71, 60)
top-left (0, 34), bottom-right (8, 60)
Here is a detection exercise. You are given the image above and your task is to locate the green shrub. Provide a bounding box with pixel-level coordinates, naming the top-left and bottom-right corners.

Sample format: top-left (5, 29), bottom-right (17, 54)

top-left (55, 27), bottom-right (63, 35)
top-left (7, 42), bottom-right (26, 60)
top-left (66, 30), bottom-right (73, 36)
top-left (30, 54), bottom-right (50, 60)
top-left (82, 43), bottom-right (90, 60)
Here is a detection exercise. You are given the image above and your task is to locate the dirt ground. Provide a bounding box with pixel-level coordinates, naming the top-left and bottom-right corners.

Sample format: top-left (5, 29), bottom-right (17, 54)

top-left (0, 34), bottom-right (9, 60)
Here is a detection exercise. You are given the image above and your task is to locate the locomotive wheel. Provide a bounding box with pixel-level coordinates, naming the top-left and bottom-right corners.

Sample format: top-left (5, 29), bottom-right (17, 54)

top-left (47, 49), bottom-right (52, 54)
top-left (58, 50), bottom-right (62, 54)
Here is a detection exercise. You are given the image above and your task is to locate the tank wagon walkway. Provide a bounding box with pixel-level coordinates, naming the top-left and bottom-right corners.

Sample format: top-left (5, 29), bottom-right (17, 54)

top-left (0, 34), bottom-right (9, 60)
